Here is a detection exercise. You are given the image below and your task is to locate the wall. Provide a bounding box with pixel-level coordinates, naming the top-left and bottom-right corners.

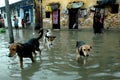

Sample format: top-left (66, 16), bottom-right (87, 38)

top-left (42, 0), bottom-right (97, 28)
top-left (1, 0), bottom-right (120, 29)
top-left (43, 0), bottom-right (96, 9)
top-left (42, 0), bottom-right (120, 29)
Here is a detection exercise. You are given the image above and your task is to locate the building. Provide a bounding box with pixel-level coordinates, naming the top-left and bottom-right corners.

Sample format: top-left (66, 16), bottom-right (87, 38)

top-left (0, 0), bottom-right (34, 28)
top-left (0, 0), bottom-right (120, 29)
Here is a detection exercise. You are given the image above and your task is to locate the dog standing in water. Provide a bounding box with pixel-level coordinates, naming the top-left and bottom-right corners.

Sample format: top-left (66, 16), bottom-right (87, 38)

top-left (8, 29), bottom-right (43, 69)
top-left (76, 41), bottom-right (92, 64)
top-left (43, 29), bottom-right (56, 50)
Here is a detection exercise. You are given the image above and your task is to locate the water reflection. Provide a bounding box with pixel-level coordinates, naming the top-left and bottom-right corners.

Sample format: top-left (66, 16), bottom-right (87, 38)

top-left (21, 62), bottom-right (41, 80)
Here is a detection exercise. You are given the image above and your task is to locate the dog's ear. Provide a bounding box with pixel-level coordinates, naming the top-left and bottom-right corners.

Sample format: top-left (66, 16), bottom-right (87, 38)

top-left (46, 29), bottom-right (49, 32)
top-left (38, 28), bottom-right (43, 33)
top-left (8, 42), bottom-right (15, 48)
top-left (79, 46), bottom-right (82, 52)
top-left (16, 43), bottom-right (23, 49)
top-left (8, 45), bottom-right (10, 48)
top-left (53, 36), bottom-right (56, 38)
top-left (17, 44), bottom-right (22, 47)
top-left (45, 35), bottom-right (49, 38)
top-left (90, 46), bottom-right (92, 49)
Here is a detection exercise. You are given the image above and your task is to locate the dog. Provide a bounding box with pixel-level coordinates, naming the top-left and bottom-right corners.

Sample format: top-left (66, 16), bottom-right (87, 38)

top-left (8, 29), bottom-right (43, 69)
top-left (76, 41), bottom-right (92, 63)
top-left (43, 29), bottom-right (56, 49)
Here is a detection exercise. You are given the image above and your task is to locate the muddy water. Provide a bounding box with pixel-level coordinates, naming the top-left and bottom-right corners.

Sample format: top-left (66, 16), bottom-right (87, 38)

top-left (0, 29), bottom-right (120, 80)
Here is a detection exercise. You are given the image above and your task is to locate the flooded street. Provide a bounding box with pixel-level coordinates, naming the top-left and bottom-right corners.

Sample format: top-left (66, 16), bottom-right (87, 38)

top-left (0, 28), bottom-right (120, 80)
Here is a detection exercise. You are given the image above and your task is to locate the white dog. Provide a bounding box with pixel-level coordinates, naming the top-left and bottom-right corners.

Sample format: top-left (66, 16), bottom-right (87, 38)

top-left (43, 29), bottom-right (56, 49)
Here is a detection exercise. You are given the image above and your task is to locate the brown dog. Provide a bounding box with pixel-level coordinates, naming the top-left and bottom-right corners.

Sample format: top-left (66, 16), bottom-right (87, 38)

top-left (8, 29), bottom-right (43, 69)
top-left (76, 41), bottom-right (92, 62)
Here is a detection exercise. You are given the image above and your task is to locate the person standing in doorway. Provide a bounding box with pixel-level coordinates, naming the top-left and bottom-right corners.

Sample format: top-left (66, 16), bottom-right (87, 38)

top-left (13, 16), bottom-right (19, 30)
top-left (93, 9), bottom-right (103, 34)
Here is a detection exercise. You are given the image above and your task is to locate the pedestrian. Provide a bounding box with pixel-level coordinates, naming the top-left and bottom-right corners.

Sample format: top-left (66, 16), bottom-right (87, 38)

top-left (1, 17), bottom-right (5, 27)
top-left (0, 16), bottom-right (4, 28)
top-left (13, 16), bottom-right (19, 30)
top-left (93, 9), bottom-right (103, 34)
top-left (0, 19), bottom-right (2, 28)
top-left (21, 18), bottom-right (25, 29)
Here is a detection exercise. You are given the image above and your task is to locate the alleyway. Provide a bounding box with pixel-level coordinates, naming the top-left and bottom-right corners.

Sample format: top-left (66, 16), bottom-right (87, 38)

top-left (0, 28), bottom-right (120, 80)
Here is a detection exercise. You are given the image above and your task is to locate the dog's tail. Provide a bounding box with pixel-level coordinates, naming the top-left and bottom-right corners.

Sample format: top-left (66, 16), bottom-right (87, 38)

top-left (37, 28), bottom-right (43, 40)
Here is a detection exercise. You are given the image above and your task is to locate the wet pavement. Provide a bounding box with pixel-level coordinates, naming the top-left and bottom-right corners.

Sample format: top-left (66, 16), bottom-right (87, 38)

top-left (0, 28), bottom-right (120, 80)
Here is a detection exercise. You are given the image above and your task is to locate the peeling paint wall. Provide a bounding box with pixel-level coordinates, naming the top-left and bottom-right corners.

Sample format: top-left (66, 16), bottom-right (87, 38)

top-left (42, 0), bottom-right (120, 29)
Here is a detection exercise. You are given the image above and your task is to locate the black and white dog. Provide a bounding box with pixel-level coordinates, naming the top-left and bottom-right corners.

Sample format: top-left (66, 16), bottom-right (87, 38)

top-left (76, 41), bottom-right (92, 63)
top-left (43, 29), bottom-right (56, 49)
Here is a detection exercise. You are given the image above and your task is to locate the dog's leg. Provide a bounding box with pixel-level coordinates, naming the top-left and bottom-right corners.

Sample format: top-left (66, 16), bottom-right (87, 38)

top-left (76, 48), bottom-right (80, 62)
top-left (36, 48), bottom-right (41, 55)
top-left (36, 48), bottom-right (42, 61)
top-left (32, 51), bottom-right (37, 62)
top-left (38, 49), bottom-right (41, 55)
top-left (43, 36), bottom-right (48, 48)
top-left (43, 37), bottom-right (46, 47)
top-left (33, 50), bottom-right (37, 57)
top-left (83, 57), bottom-right (88, 65)
top-left (76, 54), bottom-right (80, 62)
top-left (19, 57), bottom-right (23, 69)
top-left (30, 55), bottom-right (35, 63)
top-left (46, 40), bottom-right (50, 50)
top-left (83, 58), bottom-right (87, 64)
top-left (47, 41), bottom-right (51, 50)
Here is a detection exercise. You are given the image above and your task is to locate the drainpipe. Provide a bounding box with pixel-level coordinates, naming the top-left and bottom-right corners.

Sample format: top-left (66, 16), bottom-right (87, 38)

top-left (40, 0), bottom-right (43, 29)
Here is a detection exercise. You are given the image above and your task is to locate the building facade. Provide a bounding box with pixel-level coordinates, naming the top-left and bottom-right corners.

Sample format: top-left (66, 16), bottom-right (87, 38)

top-left (0, 0), bottom-right (34, 28)
top-left (0, 0), bottom-right (120, 29)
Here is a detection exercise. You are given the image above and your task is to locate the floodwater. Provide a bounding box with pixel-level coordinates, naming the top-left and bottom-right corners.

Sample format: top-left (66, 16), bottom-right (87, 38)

top-left (0, 28), bottom-right (120, 80)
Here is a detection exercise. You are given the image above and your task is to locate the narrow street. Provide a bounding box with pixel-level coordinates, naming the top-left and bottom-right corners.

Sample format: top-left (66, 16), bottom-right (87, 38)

top-left (0, 28), bottom-right (120, 80)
